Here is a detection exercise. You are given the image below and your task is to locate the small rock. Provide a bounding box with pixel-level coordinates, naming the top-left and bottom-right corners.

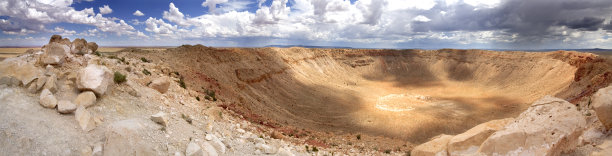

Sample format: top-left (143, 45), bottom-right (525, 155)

top-left (271, 131), bottom-right (284, 139)
top-left (27, 81), bottom-right (38, 93)
top-left (237, 129), bottom-right (246, 133)
top-left (205, 134), bottom-right (213, 141)
top-left (77, 64), bottom-right (113, 96)
top-left (150, 112), bottom-right (168, 127)
top-left (57, 100), bottom-right (77, 114)
top-left (186, 140), bottom-right (203, 156)
top-left (74, 91), bottom-right (97, 108)
top-left (593, 85), bottom-right (612, 130)
top-left (75, 106), bottom-right (96, 131)
top-left (149, 76), bottom-right (171, 93)
top-left (92, 142), bottom-right (103, 156)
top-left (255, 143), bottom-right (277, 154)
top-left (411, 134), bottom-right (453, 156)
top-left (39, 89), bottom-right (57, 108)
top-left (174, 151), bottom-right (183, 156)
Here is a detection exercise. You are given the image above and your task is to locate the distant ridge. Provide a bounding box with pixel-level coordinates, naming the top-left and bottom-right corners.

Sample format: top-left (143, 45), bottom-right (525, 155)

top-left (486, 48), bottom-right (612, 52)
top-left (265, 45), bottom-right (353, 49)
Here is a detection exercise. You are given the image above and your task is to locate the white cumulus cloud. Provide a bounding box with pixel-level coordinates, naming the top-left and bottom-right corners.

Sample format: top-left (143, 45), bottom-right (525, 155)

top-left (133, 10), bottom-right (144, 16)
top-left (99, 5), bottom-right (112, 14)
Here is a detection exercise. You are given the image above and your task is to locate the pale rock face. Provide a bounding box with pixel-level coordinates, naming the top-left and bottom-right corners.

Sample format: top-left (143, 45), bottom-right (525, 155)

top-left (43, 74), bottom-right (57, 93)
top-left (103, 119), bottom-right (156, 155)
top-left (411, 134), bottom-right (453, 156)
top-left (592, 86), bottom-right (612, 130)
top-left (477, 96), bottom-right (587, 156)
top-left (186, 140), bottom-right (203, 156)
top-left (57, 100), bottom-right (77, 114)
top-left (149, 76), bottom-right (171, 93)
top-left (75, 106), bottom-right (96, 131)
top-left (201, 141), bottom-right (219, 156)
top-left (448, 118), bottom-right (514, 156)
top-left (73, 91), bottom-right (97, 108)
top-left (39, 89), bottom-right (57, 108)
top-left (150, 112), bottom-right (168, 127)
top-left (40, 42), bottom-right (68, 65)
top-left (255, 143), bottom-right (277, 154)
top-left (36, 75), bottom-right (47, 91)
top-left (77, 64), bottom-right (113, 96)
top-left (207, 134), bottom-right (226, 154)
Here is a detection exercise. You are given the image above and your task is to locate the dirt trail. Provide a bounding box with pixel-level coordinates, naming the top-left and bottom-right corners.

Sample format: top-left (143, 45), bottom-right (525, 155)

top-left (127, 46), bottom-right (612, 148)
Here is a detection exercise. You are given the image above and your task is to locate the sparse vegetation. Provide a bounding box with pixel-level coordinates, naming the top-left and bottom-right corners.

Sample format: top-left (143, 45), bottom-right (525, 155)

top-left (140, 57), bottom-right (150, 63)
top-left (312, 147), bottom-right (319, 152)
top-left (204, 89), bottom-right (217, 101)
top-left (196, 96), bottom-right (200, 101)
top-left (357, 134), bottom-right (361, 140)
top-left (113, 71), bottom-right (126, 83)
top-left (181, 114), bottom-right (192, 124)
top-left (177, 77), bottom-right (186, 89)
top-left (94, 51), bottom-right (101, 56)
top-left (384, 149), bottom-right (391, 154)
top-left (143, 69), bottom-right (151, 75)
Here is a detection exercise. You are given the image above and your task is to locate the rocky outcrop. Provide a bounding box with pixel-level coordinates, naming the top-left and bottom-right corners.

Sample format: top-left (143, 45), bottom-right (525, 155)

top-left (149, 76), bottom-right (170, 93)
top-left (40, 42), bottom-right (69, 65)
top-left (186, 140), bottom-right (203, 156)
top-left (74, 91), bottom-right (97, 108)
top-left (448, 118), bottom-right (514, 156)
top-left (39, 89), bottom-right (57, 108)
top-left (477, 96), bottom-right (586, 155)
top-left (103, 119), bottom-right (156, 155)
top-left (592, 86), bottom-right (612, 130)
top-left (411, 134), bottom-right (453, 156)
top-left (77, 64), bottom-right (113, 96)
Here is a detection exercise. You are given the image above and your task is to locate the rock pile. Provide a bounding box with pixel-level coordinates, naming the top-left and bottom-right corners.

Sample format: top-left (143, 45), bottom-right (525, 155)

top-left (411, 95), bottom-right (604, 156)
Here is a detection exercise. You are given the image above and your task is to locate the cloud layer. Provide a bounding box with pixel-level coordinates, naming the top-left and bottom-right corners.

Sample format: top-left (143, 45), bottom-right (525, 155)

top-left (2, 0), bottom-right (612, 48)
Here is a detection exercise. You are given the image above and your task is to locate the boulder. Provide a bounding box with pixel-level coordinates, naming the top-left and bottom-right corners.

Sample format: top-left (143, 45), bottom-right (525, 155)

top-left (448, 118), bottom-right (514, 156)
top-left (77, 64), bottom-right (113, 96)
top-left (592, 86), bottom-right (612, 130)
top-left (411, 134), bottom-right (453, 156)
top-left (74, 91), bottom-right (97, 108)
top-left (477, 96), bottom-right (586, 156)
top-left (87, 42), bottom-right (98, 53)
top-left (35, 75), bottom-right (47, 91)
top-left (185, 140), bottom-right (203, 156)
top-left (39, 89), bottom-right (57, 108)
top-left (57, 100), bottom-right (77, 114)
top-left (40, 42), bottom-right (69, 65)
top-left (207, 134), bottom-right (226, 154)
top-left (103, 119), bottom-right (156, 155)
top-left (150, 112), bottom-right (168, 127)
top-left (75, 106), bottom-right (96, 131)
top-left (49, 34), bottom-right (62, 44)
top-left (149, 76), bottom-right (170, 93)
top-left (201, 141), bottom-right (218, 156)
top-left (43, 74), bottom-right (57, 93)
top-left (71, 38), bottom-right (89, 54)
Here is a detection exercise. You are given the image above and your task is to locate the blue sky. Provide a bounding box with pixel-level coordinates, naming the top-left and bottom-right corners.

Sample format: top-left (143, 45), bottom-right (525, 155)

top-left (2, 0), bottom-right (612, 49)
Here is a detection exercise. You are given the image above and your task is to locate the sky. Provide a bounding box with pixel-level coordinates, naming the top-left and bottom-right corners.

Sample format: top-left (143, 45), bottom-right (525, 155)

top-left (2, 0), bottom-right (612, 49)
